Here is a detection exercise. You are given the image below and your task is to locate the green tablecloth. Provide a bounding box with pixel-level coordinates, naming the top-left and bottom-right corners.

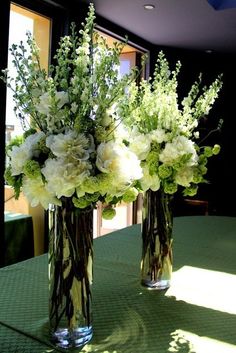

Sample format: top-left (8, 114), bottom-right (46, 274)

top-left (0, 216), bottom-right (236, 353)
top-left (3, 211), bottom-right (34, 266)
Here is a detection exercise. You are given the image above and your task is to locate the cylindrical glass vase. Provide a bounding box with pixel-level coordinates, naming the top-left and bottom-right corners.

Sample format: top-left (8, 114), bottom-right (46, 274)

top-left (48, 198), bottom-right (93, 348)
top-left (141, 188), bottom-right (173, 290)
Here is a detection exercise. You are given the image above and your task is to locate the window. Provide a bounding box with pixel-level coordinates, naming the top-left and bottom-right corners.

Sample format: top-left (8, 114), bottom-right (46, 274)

top-left (4, 3), bottom-right (51, 256)
top-left (93, 30), bottom-right (146, 237)
top-left (6, 4), bottom-right (51, 141)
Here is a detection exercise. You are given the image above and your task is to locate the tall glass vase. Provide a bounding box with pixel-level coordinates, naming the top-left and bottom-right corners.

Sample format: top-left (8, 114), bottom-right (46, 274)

top-left (48, 198), bottom-right (93, 348)
top-left (141, 188), bottom-right (173, 290)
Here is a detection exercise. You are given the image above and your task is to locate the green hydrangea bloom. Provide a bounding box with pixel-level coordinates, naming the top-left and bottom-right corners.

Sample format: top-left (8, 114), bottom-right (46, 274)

top-left (158, 164), bottom-right (172, 179)
top-left (102, 206), bottom-right (116, 220)
top-left (198, 155), bottom-right (208, 165)
top-left (73, 192), bottom-right (100, 209)
top-left (146, 151), bottom-right (159, 175)
top-left (183, 184), bottom-right (198, 197)
top-left (163, 181), bottom-right (178, 194)
top-left (212, 144), bottom-right (221, 155)
top-left (122, 187), bottom-right (139, 203)
top-left (204, 146), bottom-right (213, 157)
top-left (199, 165), bottom-right (208, 175)
top-left (192, 169), bottom-right (203, 184)
top-left (72, 197), bottom-right (90, 209)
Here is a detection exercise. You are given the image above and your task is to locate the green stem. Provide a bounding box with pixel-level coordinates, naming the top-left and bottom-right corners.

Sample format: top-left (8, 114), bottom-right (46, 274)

top-left (48, 199), bottom-right (93, 332)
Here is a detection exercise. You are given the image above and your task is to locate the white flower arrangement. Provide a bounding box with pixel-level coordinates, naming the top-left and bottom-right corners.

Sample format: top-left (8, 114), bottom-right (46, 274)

top-left (2, 4), bottom-right (144, 218)
top-left (116, 51), bottom-right (223, 197)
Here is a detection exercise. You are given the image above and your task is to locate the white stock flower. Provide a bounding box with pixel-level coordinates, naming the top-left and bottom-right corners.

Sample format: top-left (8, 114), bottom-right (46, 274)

top-left (71, 102), bottom-right (78, 113)
top-left (35, 91), bottom-right (69, 115)
top-left (22, 176), bottom-right (61, 209)
top-left (114, 122), bottom-right (131, 142)
top-left (96, 141), bottom-right (143, 184)
top-left (159, 135), bottom-right (198, 166)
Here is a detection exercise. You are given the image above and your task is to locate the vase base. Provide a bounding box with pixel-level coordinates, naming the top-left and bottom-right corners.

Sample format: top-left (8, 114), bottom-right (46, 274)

top-left (51, 326), bottom-right (93, 348)
top-left (141, 279), bottom-right (171, 290)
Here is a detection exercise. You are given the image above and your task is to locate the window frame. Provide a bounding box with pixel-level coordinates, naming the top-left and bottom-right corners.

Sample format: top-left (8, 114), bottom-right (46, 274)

top-left (0, 0), bottom-right (69, 265)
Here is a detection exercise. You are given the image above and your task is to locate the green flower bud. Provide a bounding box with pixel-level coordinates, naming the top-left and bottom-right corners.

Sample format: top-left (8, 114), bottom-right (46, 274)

top-left (199, 165), bottom-right (208, 175)
top-left (198, 155), bottom-right (208, 165)
top-left (102, 206), bottom-right (116, 220)
top-left (204, 146), bottom-right (213, 157)
top-left (192, 171), bottom-right (203, 184)
top-left (212, 144), bottom-right (221, 155)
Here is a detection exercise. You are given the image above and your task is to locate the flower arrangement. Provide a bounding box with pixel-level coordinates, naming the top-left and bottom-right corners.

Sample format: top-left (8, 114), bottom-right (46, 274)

top-left (2, 5), bottom-right (147, 345)
top-left (2, 4), bottom-right (144, 218)
top-left (116, 51), bottom-right (223, 198)
top-left (113, 51), bottom-right (223, 290)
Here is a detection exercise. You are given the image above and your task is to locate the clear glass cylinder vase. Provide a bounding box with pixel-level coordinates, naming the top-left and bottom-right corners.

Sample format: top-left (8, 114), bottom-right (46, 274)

top-left (141, 188), bottom-right (173, 290)
top-left (48, 198), bottom-right (93, 348)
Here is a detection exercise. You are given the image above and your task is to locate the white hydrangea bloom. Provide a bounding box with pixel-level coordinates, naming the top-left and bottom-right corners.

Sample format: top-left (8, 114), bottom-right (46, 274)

top-left (96, 141), bottom-right (143, 184)
top-left (24, 131), bottom-right (46, 157)
top-left (159, 135), bottom-right (198, 166)
top-left (8, 144), bottom-right (32, 176)
top-left (175, 166), bottom-right (194, 187)
top-left (22, 176), bottom-right (61, 209)
top-left (42, 158), bottom-right (92, 198)
top-left (8, 132), bottom-right (45, 175)
top-left (46, 130), bottom-right (94, 161)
